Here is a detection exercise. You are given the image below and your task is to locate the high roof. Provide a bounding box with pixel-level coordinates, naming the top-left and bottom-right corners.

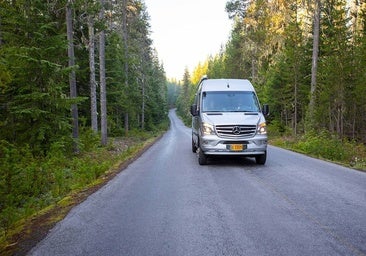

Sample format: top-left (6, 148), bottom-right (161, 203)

top-left (200, 79), bottom-right (255, 92)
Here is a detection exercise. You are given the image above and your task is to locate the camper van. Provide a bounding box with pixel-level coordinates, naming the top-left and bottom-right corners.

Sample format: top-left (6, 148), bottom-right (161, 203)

top-left (190, 76), bottom-right (269, 165)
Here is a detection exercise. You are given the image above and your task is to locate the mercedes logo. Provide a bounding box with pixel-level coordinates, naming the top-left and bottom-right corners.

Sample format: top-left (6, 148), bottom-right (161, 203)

top-left (232, 126), bottom-right (241, 135)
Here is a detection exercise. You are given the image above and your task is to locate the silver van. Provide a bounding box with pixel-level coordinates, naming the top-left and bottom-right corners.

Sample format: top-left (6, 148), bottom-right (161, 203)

top-left (190, 76), bottom-right (269, 165)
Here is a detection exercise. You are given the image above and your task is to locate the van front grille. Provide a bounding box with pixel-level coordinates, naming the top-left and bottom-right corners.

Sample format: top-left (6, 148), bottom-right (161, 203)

top-left (215, 124), bottom-right (257, 138)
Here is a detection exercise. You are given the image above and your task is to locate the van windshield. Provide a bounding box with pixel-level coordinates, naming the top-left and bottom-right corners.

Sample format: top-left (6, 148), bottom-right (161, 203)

top-left (202, 91), bottom-right (260, 113)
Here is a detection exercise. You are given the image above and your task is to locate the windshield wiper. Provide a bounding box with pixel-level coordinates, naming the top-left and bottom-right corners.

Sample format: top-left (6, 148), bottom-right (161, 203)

top-left (225, 110), bottom-right (259, 115)
top-left (205, 111), bottom-right (223, 115)
top-left (244, 111), bottom-right (259, 115)
top-left (226, 110), bottom-right (256, 112)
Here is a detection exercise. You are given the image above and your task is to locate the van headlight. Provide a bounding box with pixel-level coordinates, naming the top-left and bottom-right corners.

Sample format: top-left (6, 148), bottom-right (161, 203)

top-left (258, 122), bottom-right (267, 135)
top-left (202, 123), bottom-right (215, 135)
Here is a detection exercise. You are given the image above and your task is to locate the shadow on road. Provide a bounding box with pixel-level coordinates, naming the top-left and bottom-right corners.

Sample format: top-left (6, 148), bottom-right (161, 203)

top-left (200, 155), bottom-right (259, 167)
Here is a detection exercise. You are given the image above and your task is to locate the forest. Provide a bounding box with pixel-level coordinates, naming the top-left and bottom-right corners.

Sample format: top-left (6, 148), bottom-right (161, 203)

top-left (1, 0), bottom-right (366, 249)
top-left (176, 0), bottom-right (366, 167)
top-left (0, 0), bottom-right (168, 150)
top-left (0, 0), bottom-right (168, 242)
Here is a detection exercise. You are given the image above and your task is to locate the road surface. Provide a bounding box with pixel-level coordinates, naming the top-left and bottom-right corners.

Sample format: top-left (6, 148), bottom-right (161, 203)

top-left (29, 109), bottom-right (366, 256)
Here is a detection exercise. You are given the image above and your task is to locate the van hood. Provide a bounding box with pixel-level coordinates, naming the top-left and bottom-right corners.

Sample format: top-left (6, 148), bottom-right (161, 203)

top-left (202, 112), bottom-right (261, 126)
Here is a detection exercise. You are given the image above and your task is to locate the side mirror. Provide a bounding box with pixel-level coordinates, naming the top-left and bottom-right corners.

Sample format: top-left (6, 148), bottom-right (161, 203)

top-left (190, 104), bottom-right (198, 116)
top-left (262, 104), bottom-right (269, 116)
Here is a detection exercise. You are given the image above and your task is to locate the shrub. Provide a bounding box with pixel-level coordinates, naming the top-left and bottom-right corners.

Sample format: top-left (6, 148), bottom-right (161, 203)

top-left (295, 130), bottom-right (351, 162)
top-left (270, 130), bottom-right (366, 170)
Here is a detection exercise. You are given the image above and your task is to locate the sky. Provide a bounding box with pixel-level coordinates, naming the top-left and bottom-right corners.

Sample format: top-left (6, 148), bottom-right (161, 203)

top-left (144, 0), bottom-right (233, 80)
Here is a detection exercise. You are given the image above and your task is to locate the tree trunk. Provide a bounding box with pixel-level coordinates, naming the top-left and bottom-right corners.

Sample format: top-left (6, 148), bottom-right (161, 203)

top-left (124, 112), bottom-right (129, 136)
top-left (66, 0), bottom-right (79, 153)
top-left (308, 0), bottom-right (320, 130)
top-left (0, 15), bottom-right (2, 46)
top-left (88, 15), bottom-right (98, 133)
top-left (122, 0), bottom-right (128, 81)
top-left (122, 0), bottom-right (129, 135)
top-left (294, 78), bottom-right (298, 136)
top-left (99, 0), bottom-right (107, 146)
top-left (141, 76), bottom-right (145, 130)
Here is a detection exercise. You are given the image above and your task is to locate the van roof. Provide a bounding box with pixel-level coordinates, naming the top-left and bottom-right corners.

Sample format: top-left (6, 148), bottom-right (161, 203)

top-left (200, 79), bottom-right (255, 92)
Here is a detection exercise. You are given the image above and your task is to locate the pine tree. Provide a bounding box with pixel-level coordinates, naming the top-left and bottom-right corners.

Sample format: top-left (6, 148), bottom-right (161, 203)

top-left (315, 0), bottom-right (351, 137)
top-left (0, 0), bottom-right (74, 154)
top-left (99, 0), bottom-right (107, 146)
top-left (86, 1), bottom-right (99, 133)
top-left (176, 68), bottom-right (192, 123)
top-left (67, 0), bottom-right (79, 153)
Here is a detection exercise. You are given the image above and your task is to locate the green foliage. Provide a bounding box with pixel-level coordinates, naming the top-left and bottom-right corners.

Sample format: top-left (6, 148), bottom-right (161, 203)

top-left (176, 69), bottom-right (194, 126)
top-left (186, 0), bottom-right (366, 144)
top-left (178, 0), bottom-right (366, 172)
top-left (0, 0), bottom-right (79, 155)
top-left (102, 2), bottom-right (168, 135)
top-left (0, 140), bottom-right (52, 235)
top-left (267, 120), bottom-right (291, 137)
top-left (1, 0), bottom-right (168, 154)
top-left (313, 0), bottom-right (352, 135)
top-left (167, 80), bottom-right (181, 108)
top-left (270, 131), bottom-right (366, 171)
top-left (0, 130), bottom-right (162, 241)
top-left (295, 130), bottom-right (349, 161)
top-left (0, 0), bottom-right (169, 244)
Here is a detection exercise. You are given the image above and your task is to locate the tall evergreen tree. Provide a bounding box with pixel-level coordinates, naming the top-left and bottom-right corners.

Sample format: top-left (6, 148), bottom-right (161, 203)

top-left (315, 0), bottom-right (352, 137)
top-left (99, 0), bottom-right (107, 146)
top-left (86, 2), bottom-right (98, 133)
top-left (176, 68), bottom-right (192, 123)
top-left (0, 0), bottom-right (74, 154)
top-left (67, 0), bottom-right (79, 152)
top-left (308, 0), bottom-right (321, 131)
top-left (0, 0), bottom-right (168, 151)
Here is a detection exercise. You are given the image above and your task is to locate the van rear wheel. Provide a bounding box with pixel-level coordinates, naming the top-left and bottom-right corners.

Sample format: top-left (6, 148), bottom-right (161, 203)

top-left (255, 151), bottom-right (267, 165)
top-left (198, 148), bottom-right (208, 165)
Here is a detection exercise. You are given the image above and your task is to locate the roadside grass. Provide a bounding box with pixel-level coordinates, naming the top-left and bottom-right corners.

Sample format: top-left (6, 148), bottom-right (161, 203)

top-left (268, 126), bottom-right (366, 171)
top-left (0, 127), bottom-right (167, 255)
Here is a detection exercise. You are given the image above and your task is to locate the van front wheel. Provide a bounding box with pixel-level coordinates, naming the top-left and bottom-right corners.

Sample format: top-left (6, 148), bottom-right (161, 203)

top-left (198, 148), bottom-right (208, 165)
top-left (192, 138), bottom-right (198, 153)
top-left (255, 151), bottom-right (267, 165)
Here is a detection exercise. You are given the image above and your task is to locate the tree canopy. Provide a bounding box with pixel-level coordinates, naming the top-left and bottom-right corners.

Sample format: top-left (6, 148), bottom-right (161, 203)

top-left (0, 0), bottom-right (168, 154)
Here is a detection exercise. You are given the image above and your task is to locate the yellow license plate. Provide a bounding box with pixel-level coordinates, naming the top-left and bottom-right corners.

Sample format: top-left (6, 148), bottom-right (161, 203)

top-left (230, 144), bottom-right (243, 151)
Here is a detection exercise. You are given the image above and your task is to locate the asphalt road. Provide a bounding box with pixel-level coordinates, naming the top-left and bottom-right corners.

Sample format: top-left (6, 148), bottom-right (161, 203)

top-left (29, 109), bottom-right (366, 256)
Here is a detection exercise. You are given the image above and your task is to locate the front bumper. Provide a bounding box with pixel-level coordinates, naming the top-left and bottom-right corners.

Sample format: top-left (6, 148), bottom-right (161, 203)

top-left (200, 134), bottom-right (267, 155)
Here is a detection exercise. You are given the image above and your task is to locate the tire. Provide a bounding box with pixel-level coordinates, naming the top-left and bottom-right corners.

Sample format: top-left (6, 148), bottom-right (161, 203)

top-left (198, 148), bottom-right (208, 165)
top-left (255, 151), bottom-right (267, 165)
top-left (192, 137), bottom-right (198, 153)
